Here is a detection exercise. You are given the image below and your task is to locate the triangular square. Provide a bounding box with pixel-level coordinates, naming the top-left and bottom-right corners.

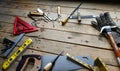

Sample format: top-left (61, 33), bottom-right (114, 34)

top-left (13, 16), bottom-right (39, 35)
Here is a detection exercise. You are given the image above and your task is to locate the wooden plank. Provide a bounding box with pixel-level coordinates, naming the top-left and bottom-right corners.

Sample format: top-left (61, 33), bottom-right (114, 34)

top-left (0, 14), bottom-right (15, 23)
top-left (6, 0), bottom-right (120, 12)
top-left (0, 7), bottom-right (29, 17)
top-left (0, 22), bottom-right (13, 33)
top-left (0, 59), bottom-right (31, 71)
top-left (0, 3), bottom-right (119, 19)
top-left (0, 49), bottom-right (42, 71)
top-left (0, 21), bottom-right (111, 49)
top-left (0, 13), bottom-right (120, 36)
top-left (0, 21), bottom-right (100, 35)
top-left (36, 29), bottom-right (111, 49)
top-left (0, 19), bottom-right (118, 69)
top-left (0, 4), bottom-right (119, 26)
top-left (0, 53), bottom-right (119, 71)
top-left (0, 32), bottom-right (118, 66)
top-left (0, 8), bottom-right (98, 25)
top-left (0, 6), bottom-right (119, 24)
top-left (0, 11), bottom-right (119, 26)
top-left (0, 1), bottom-right (120, 71)
top-left (0, 36), bottom-right (119, 70)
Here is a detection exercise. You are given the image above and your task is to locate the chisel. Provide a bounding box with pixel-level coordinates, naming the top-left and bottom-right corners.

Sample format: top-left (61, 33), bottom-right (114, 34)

top-left (44, 51), bottom-right (64, 71)
top-left (61, 3), bottom-right (82, 26)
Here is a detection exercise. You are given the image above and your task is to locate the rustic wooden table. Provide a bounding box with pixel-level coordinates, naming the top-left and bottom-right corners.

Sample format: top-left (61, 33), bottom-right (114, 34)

top-left (0, 0), bottom-right (120, 71)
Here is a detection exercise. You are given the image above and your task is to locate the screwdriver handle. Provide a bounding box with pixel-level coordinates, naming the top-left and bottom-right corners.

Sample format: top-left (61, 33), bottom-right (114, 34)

top-left (30, 11), bottom-right (42, 16)
top-left (77, 11), bottom-right (81, 23)
top-left (44, 51), bottom-right (64, 71)
top-left (61, 3), bottom-right (82, 26)
top-left (37, 8), bottom-right (44, 15)
top-left (61, 18), bottom-right (69, 26)
top-left (57, 6), bottom-right (61, 16)
top-left (44, 62), bottom-right (52, 71)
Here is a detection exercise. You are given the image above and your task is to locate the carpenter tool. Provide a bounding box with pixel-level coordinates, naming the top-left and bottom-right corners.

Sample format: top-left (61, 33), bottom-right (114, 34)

top-left (13, 17), bottom-right (39, 35)
top-left (95, 57), bottom-right (109, 71)
top-left (66, 53), bottom-right (109, 71)
top-left (77, 9), bottom-right (81, 23)
top-left (91, 12), bottom-right (120, 65)
top-left (70, 14), bottom-right (97, 24)
top-left (28, 11), bottom-right (48, 22)
top-left (66, 53), bottom-right (95, 71)
top-left (2, 16), bottom-right (37, 57)
top-left (57, 6), bottom-right (61, 19)
top-left (70, 8), bottom-right (96, 23)
top-left (41, 55), bottom-right (94, 71)
top-left (37, 8), bottom-right (52, 22)
top-left (0, 38), bottom-right (14, 54)
top-left (29, 11), bottom-right (42, 16)
top-left (53, 6), bottom-right (61, 21)
top-left (70, 15), bottom-right (96, 19)
top-left (16, 54), bottom-right (41, 71)
top-left (43, 51), bottom-right (64, 71)
top-left (2, 38), bottom-right (32, 70)
top-left (61, 3), bottom-right (82, 26)
top-left (0, 33), bottom-right (25, 58)
top-left (28, 14), bottom-right (47, 27)
top-left (50, 6), bottom-right (61, 21)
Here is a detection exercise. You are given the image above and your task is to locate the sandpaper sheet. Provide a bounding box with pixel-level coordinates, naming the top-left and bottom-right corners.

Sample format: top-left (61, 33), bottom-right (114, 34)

top-left (41, 56), bottom-right (94, 71)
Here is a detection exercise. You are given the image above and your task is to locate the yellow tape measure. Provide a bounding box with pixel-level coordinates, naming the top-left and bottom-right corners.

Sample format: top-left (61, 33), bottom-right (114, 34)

top-left (2, 38), bottom-right (32, 70)
top-left (66, 53), bottom-right (93, 70)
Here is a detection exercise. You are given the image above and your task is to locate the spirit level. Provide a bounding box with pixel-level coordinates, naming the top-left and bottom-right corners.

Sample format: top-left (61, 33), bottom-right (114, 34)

top-left (2, 38), bottom-right (32, 70)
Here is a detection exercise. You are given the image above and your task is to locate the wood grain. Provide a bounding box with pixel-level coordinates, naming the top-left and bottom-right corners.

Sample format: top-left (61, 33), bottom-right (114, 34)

top-left (0, 0), bottom-right (120, 71)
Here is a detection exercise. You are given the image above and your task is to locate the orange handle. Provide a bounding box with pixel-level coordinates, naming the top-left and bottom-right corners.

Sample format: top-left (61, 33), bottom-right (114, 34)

top-left (107, 33), bottom-right (120, 57)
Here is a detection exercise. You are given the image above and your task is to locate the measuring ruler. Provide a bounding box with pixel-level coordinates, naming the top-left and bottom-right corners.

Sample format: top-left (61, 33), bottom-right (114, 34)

top-left (66, 53), bottom-right (95, 71)
top-left (2, 38), bottom-right (32, 70)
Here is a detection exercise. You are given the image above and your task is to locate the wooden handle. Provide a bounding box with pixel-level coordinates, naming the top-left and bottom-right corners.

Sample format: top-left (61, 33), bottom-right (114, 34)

top-left (78, 14), bottom-right (81, 23)
top-left (37, 8), bottom-right (44, 15)
top-left (61, 18), bottom-right (69, 26)
top-left (107, 33), bottom-right (120, 57)
top-left (57, 6), bottom-right (61, 15)
top-left (20, 58), bottom-right (41, 71)
top-left (30, 12), bottom-right (41, 15)
top-left (44, 62), bottom-right (52, 71)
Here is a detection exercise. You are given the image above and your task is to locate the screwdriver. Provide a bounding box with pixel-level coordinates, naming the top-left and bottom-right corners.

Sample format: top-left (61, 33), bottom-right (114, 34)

top-left (37, 8), bottom-right (52, 22)
top-left (61, 2), bottom-right (82, 26)
top-left (44, 51), bottom-right (64, 71)
top-left (77, 9), bottom-right (81, 23)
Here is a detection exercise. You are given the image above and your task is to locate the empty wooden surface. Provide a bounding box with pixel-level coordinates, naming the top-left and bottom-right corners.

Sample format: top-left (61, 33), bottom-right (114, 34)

top-left (0, 0), bottom-right (120, 71)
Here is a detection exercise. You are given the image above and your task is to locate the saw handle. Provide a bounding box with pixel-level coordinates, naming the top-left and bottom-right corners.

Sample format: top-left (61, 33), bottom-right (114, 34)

top-left (16, 54), bottom-right (41, 71)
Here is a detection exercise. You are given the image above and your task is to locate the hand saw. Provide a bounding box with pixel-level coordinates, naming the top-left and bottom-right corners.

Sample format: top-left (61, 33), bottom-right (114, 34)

top-left (2, 38), bottom-right (32, 70)
top-left (66, 53), bottom-right (109, 71)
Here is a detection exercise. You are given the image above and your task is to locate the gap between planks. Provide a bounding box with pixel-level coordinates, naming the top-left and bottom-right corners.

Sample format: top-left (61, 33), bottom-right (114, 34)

top-left (0, 32), bottom-right (118, 66)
